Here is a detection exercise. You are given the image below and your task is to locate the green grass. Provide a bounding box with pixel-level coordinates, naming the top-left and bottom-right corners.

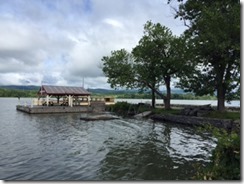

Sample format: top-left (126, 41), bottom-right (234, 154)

top-left (203, 111), bottom-right (240, 120)
top-left (152, 108), bottom-right (181, 115)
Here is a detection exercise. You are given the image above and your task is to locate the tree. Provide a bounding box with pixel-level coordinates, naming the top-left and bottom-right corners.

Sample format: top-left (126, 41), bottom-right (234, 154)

top-left (169, 0), bottom-right (240, 111)
top-left (102, 21), bottom-right (190, 109)
top-left (102, 48), bottom-right (161, 107)
top-left (102, 49), bottom-right (135, 89)
top-left (132, 21), bottom-right (189, 109)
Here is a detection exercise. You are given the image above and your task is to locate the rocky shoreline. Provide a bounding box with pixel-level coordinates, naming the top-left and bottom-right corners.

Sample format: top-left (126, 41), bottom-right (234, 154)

top-left (107, 102), bottom-right (240, 132)
top-left (150, 104), bottom-right (240, 132)
top-left (150, 114), bottom-right (240, 132)
top-left (135, 104), bottom-right (240, 132)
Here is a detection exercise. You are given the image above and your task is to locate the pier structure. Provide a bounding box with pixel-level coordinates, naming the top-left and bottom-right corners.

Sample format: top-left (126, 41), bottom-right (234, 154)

top-left (16, 85), bottom-right (115, 114)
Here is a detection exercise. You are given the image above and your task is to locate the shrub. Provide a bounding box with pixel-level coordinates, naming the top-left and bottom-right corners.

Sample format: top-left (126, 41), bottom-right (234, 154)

top-left (195, 127), bottom-right (240, 180)
top-left (106, 102), bottom-right (152, 116)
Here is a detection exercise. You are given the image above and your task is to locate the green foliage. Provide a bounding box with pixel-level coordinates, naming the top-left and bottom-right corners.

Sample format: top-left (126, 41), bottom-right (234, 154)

top-left (132, 21), bottom-right (191, 109)
top-left (106, 102), bottom-right (152, 117)
top-left (195, 127), bottom-right (240, 180)
top-left (106, 102), bottom-right (131, 116)
top-left (171, 0), bottom-right (240, 111)
top-left (102, 49), bottom-right (135, 89)
top-left (106, 102), bottom-right (183, 117)
top-left (110, 102), bottom-right (131, 111)
top-left (132, 21), bottom-right (172, 84)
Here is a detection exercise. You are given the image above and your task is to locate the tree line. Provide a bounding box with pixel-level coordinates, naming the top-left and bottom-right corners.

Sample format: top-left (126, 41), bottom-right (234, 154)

top-left (102, 0), bottom-right (240, 111)
top-left (0, 88), bottom-right (37, 97)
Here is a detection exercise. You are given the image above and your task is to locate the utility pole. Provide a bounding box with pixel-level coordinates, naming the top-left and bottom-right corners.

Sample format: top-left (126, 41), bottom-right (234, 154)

top-left (82, 77), bottom-right (84, 88)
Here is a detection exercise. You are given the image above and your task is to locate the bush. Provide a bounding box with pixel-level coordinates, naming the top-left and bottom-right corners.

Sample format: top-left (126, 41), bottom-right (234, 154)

top-left (195, 127), bottom-right (240, 180)
top-left (106, 102), bottom-right (152, 116)
top-left (106, 102), bottom-right (132, 116)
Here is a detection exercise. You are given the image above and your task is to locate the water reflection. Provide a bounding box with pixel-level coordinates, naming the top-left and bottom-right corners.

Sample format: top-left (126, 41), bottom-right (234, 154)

top-left (98, 119), bottom-right (211, 180)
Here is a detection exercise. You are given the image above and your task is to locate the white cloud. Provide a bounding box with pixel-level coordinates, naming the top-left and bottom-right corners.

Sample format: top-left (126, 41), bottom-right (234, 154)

top-left (103, 18), bottom-right (124, 28)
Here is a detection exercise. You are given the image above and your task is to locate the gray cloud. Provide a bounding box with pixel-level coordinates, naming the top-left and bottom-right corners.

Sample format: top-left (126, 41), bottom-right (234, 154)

top-left (0, 0), bottom-right (186, 88)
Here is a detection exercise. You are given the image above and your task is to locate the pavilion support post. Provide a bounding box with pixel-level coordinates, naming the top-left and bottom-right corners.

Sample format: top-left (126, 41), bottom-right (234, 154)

top-left (70, 96), bottom-right (73, 107)
top-left (68, 95), bottom-right (71, 107)
top-left (46, 95), bottom-right (49, 106)
top-left (88, 95), bottom-right (91, 106)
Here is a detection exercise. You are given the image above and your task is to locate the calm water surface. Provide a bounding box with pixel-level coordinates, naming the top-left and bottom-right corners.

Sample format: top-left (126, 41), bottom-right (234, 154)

top-left (116, 98), bottom-right (240, 107)
top-left (0, 98), bottom-right (217, 180)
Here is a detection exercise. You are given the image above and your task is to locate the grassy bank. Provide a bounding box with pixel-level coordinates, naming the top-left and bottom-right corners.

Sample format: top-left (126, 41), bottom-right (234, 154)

top-left (107, 102), bottom-right (240, 121)
top-left (202, 111), bottom-right (240, 120)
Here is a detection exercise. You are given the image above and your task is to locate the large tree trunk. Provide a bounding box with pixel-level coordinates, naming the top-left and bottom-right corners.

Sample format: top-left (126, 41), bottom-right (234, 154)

top-left (151, 90), bottom-right (155, 108)
top-left (216, 64), bottom-right (226, 112)
top-left (163, 98), bottom-right (170, 110)
top-left (217, 83), bottom-right (226, 112)
top-left (164, 76), bottom-right (171, 110)
top-left (143, 77), bottom-right (171, 110)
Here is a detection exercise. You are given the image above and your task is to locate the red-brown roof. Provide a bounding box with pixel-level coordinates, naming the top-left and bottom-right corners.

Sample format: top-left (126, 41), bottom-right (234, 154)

top-left (38, 85), bottom-right (91, 96)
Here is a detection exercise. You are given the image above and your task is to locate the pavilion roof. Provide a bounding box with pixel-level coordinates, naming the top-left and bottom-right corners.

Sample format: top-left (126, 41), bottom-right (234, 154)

top-left (38, 85), bottom-right (91, 96)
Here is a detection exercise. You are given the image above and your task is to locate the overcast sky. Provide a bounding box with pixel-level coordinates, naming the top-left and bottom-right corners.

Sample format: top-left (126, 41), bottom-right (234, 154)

top-left (0, 0), bottom-right (186, 89)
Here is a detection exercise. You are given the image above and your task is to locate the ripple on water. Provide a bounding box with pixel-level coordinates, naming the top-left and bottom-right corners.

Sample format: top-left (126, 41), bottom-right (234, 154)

top-left (0, 101), bottom-right (217, 180)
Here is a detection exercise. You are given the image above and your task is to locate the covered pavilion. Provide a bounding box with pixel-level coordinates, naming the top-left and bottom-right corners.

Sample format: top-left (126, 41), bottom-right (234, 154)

top-left (36, 85), bottom-right (91, 107)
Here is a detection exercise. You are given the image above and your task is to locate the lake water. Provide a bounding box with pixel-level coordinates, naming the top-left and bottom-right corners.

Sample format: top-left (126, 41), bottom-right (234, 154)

top-left (0, 98), bottom-right (217, 180)
top-left (116, 99), bottom-right (240, 107)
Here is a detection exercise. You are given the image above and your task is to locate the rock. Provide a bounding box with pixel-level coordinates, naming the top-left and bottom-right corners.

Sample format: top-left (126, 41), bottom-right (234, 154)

top-left (180, 104), bottom-right (213, 117)
top-left (80, 113), bottom-right (119, 121)
top-left (134, 111), bottom-right (152, 118)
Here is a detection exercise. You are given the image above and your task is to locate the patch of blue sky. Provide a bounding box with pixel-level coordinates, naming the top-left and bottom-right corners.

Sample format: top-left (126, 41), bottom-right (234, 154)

top-left (0, 1), bottom-right (20, 19)
top-left (40, 0), bottom-right (58, 11)
top-left (0, 0), bottom-right (45, 23)
top-left (0, 1), bottom-right (10, 13)
top-left (43, 54), bottom-right (68, 70)
top-left (41, 0), bottom-right (92, 15)
top-left (67, 0), bottom-right (93, 19)
top-left (0, 0), bottom-right (92, 25)
top-left (83, 0), bottom-right (92, 14)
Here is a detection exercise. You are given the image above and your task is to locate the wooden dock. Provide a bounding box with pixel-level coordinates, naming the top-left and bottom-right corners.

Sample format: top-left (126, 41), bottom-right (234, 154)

top-left (16, 105), bottom-right (93, 114)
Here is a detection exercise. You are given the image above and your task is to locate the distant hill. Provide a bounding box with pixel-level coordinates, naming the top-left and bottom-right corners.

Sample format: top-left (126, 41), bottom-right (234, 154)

top-left (0, 85), bottom-right (185, 94)
top-left (88, 88), bottom-right (185, 94)
top-left (87, 88), bottom-right (139, 94)
top-left (163, 88), bottom-right (185, 94)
